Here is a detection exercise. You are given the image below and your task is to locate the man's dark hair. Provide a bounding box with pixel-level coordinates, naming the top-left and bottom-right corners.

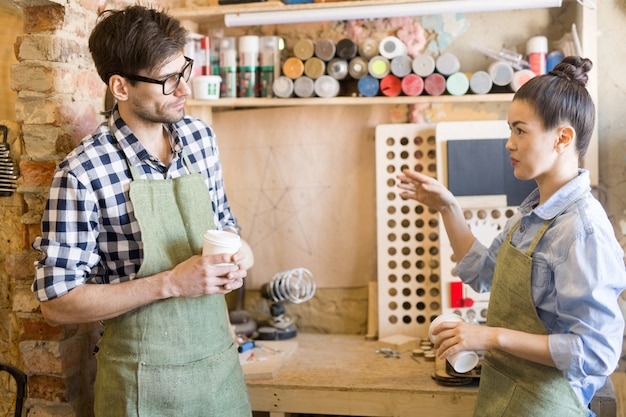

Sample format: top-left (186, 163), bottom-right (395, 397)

top-left (88, 5), bottom-right (189, 84)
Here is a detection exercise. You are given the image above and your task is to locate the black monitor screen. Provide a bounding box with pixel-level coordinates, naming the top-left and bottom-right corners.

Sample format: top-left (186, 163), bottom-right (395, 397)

top-left (446, 138), bottom-right (536, 206)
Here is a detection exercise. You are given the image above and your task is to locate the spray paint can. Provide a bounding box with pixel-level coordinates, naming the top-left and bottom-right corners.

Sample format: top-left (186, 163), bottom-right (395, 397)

top-left (259, 36), bottom-right (279, 97)
top-left (219, 37), bottom-right (237, 98)
top-left (314, 75), bottom-right (340, 98)
top-left (327, 58), bottom-right (348, 80)
top-left (315, 39), bottom-right (336, 62)
top-left (238, 36), bottom-right (259, 97)
top-left (294, 76), bottom-right (316, 98)
top-left (412, 54), bottom-right (435, 77)
top-left (293, 38), bottom-right (315, 61)
top-left (379, 36), bottom-right (408, 60)
top-left (368, 55), bottom-right (391, 79)
top-left (469, 70), bottom-right (493, 95)
top-left (358, 38), bottom-right (379, 59)
top-left (435, 53), bottom-right (460, 76)
top-left (357, 75), bottom-right (379, 97)
top-left (272, 75), bottom-right (294, 98)
top-left (348, 56), bottom-right (369, 80)
top-left (527, 36), bottom-right (548, 76)
top-left (304, 57), bottom-right (326, 79)
top-left (401, 74), bottom-right (424, 96)
top-left (336, 38), bottom-right (358, 60)
top-left (445, 72), bottom-right (469, 96)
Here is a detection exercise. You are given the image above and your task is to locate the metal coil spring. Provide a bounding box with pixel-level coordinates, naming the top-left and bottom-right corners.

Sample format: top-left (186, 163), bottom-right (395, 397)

top-left (262, 268), bottom-right (316, 304)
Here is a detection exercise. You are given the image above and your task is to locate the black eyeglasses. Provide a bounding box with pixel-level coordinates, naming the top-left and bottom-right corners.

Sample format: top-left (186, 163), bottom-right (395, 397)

top-left (110, 57), bottom-right (194, 95)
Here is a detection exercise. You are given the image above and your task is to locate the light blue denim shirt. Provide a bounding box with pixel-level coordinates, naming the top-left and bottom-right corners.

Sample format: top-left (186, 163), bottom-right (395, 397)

top-left (456, 169), bottom-right (626, 408)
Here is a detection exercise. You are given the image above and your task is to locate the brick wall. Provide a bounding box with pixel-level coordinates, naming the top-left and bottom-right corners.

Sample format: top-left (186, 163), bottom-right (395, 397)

top-left (7, 0), bottom-right (105, 415)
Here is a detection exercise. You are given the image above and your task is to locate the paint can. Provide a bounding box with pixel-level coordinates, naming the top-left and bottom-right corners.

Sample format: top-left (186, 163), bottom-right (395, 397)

top-left (379, 36), bottom-right (408, 59)
top-left (511, 69), bottom-right (536, 92)
top-left (445, 72), bottom-right (469, 96)
top-left (358, 38), bottom-right (379, 59)
top-left (401, 74), bottom-right (424, 96)
top-left (424, 73), bottom-right (446, 96)
top-left (304, 57), bottom-right (326, 79)
top-left (336, 38), bottom-right (358, 60)
top-left (314, 75), bottom-right (340, 98)
top-left (282, 57), bottom-right (305, 80)
top-left (368, 55), bottom-right (391, 79)
top-left (348, 56), bottom-right (369, 79)
top-left (380, 74), bottom-right (402, 97)
top-left (272, 75), bottom-right (294, 98)
top-left (294, 76), bottom-right (316, 98)
top-left (435, 53), bottom-right (460, 76)
top-left (412, 54), bottom-right (435, 77)
top-left (527, 36), bottom-right (548, 76)
top-left (469, 70), bottom-right (493, 95)
top-left (315, 39), bottom-right (336, 62)
top-left (293, 38), bottom-right (315, 61)
top-left (238, 35), bottom-right (259, 97)
top-left (390, 55), bottom-right (412, 78)
top-left (488, 60), bottom-right (514, 87)
top-left (219, 37), bottom-right (237, 98)
top-left (327, 58), bottom-right (349, 80)
top-left (259, 36), bottom-right (280, 97)
top-left (357, 75), bottom-right (379, 97)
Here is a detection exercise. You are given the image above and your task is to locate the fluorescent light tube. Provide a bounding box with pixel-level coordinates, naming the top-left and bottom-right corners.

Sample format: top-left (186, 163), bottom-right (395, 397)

top-left (224, 0), bottom-right (562, 27)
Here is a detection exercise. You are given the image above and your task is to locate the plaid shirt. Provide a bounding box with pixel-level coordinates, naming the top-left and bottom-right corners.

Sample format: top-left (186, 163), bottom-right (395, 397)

top-left (32, 106), bottom-right (238, 302)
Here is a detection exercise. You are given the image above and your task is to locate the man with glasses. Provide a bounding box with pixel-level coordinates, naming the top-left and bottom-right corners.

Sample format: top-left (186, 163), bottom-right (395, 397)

top-left (31, 5), bottom-right (252, 416)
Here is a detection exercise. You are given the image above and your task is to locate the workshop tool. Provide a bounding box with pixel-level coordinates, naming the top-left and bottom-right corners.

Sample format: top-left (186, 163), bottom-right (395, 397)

top-left (0, 125), bottom-right (18, 197)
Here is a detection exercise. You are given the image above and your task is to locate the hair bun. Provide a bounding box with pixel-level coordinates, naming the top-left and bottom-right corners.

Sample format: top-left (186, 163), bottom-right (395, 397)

top-left (548, 56), bottom-right (592, 87)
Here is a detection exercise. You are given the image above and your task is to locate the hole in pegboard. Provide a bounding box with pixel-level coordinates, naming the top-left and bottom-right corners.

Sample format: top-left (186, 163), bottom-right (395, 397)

top-left (375, 123), bottom-right (439, 339)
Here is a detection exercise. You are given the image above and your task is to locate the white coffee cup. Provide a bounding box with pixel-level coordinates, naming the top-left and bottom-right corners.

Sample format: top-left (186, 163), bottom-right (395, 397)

top-left (202, 230), bottom-right (242, 260)
top-left (428, 313), bottom-right (479, 374)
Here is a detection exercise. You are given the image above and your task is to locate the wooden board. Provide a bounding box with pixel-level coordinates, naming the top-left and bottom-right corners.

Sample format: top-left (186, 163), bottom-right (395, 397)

top-left (239, 340), bottom-right (298, 380)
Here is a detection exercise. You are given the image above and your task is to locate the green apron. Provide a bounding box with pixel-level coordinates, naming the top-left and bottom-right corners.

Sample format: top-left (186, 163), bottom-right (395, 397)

top-left (473, 192), bottom-right (590, 417)
top-left (94, 156), bottom-right (251, 417)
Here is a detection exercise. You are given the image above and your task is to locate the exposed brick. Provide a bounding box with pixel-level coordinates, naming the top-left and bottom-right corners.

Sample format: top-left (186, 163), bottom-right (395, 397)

top-left (19, 316), bottom-right (64, 341)
top-left (28, 374), bottom-right (67, 402)
top-left (11, 64), bottom-right (77, 94)
top-left (16, 34), bottom-right (88, 64)
top-left (4, 249), bottom-right (40, 278)
top-left (23, 5), bottom-right (65, 34)
top-left (14, 286), bottom-right (40, 313)
top-left (19, 160), bottom-right (56, 188)
top-left (20, 340), bottom-right (62, 374)
top-left (21, 124), bottom-right (62, 160)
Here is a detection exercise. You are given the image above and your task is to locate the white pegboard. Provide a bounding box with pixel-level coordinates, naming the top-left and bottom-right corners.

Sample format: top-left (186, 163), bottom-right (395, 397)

top-left (375, 123), bottom-right (440, 340)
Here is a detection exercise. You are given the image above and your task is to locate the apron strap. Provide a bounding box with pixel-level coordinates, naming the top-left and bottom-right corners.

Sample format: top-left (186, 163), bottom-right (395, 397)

top-left (524, 187), bottom-right (591, 256)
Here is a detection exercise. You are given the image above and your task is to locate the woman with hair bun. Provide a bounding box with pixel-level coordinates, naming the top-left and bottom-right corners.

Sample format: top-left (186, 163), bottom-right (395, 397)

top-left (398, 56), bottom-right (625, 417)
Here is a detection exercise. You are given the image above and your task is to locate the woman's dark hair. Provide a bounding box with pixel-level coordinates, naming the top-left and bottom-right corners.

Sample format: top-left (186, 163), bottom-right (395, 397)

top-left (513, 56), bottom-right (595, 158)
top-left (88, 5), bottom-right (189, 84)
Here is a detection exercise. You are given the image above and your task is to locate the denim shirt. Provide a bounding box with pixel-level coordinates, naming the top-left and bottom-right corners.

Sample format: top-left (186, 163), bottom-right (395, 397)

top-left (456, 169), bottom-right (626, 407)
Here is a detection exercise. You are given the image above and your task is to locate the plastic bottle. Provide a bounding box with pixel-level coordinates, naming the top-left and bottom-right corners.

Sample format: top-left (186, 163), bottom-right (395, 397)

top-left (527, 36), bottom-right (548, 76)
top-left (219, 37), bottom-right (237, 98)
top-left (238, 35), bottom-right (259, 97)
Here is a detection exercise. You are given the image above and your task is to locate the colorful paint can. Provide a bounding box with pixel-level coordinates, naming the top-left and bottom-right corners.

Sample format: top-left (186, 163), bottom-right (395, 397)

top-left (424, 73), bottom-right (446, 96)
top-left (401, 73), bottom-right (424, 96)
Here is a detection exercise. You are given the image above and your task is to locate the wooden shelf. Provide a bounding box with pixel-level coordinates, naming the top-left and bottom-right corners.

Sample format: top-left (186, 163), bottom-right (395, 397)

top-left (171, 0), bottom-right (433, 26)
top-left (186, 93), bottom-right (515, 109)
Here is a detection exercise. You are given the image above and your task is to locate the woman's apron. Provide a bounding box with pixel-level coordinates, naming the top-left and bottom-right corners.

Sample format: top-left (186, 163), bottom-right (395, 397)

top-left (94, 156), bottom-right (251, 417)
top-left (473, 191), bottom-right (590, 417)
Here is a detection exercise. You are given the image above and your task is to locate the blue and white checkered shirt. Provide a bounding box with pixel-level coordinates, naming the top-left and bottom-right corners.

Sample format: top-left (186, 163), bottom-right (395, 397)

top-left (32, 105), bottom-right (238, 302)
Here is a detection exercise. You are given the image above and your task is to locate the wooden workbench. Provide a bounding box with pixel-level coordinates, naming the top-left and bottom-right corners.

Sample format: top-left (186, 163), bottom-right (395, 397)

top-left (244, 333), bottom-right (478, 417)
